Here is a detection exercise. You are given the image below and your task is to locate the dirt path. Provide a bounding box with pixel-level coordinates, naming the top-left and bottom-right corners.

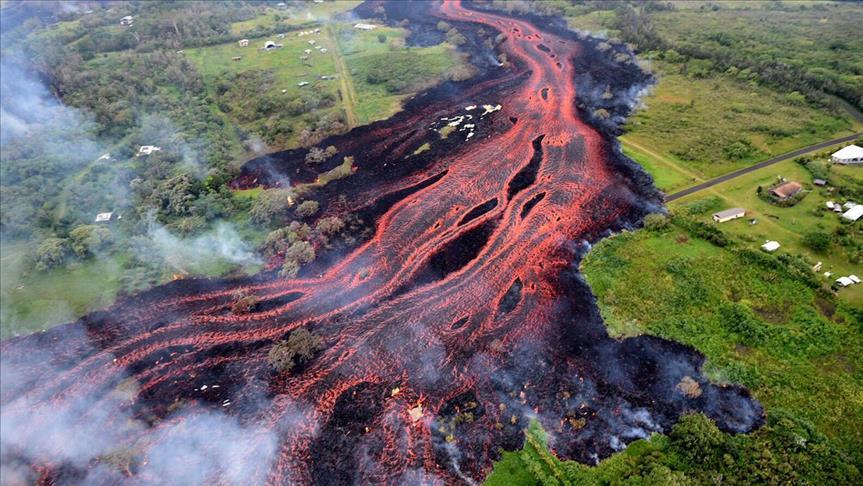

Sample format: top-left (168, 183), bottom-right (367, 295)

top-left (666, 131), bottom-right (863, 202)
top-left (327, 24), bottom-right (359, 129)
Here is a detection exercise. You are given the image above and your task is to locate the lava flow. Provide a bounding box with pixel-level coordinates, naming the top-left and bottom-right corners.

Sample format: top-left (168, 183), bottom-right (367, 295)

top-left (0, 1), bottom-right (763, 484)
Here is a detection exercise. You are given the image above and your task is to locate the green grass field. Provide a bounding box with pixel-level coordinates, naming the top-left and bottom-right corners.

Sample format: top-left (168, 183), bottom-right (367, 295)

top-left (620, 61), bottom-right (855, 193)
top-left (670, 155), bottom-right (863, 305)
top-left (230, 1), bottom-right (361, 35)
top-left (0, 243), bottom-right (125, 339)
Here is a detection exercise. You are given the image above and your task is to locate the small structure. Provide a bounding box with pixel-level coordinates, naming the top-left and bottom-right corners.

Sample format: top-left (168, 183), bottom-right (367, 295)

top-left (298, 81), bottom-right (309, 87)
top-left (94, 212), bottom-right (113, 223)
top-left (232, 56), bottom-right (242, 61)
top-left (813, 178), bottom-right (827, 186)
top-left (761, 240), bottom-right (780, 252)
top-left (712, 207), bottom-right (745, 223)
top-left (119, 15), bottom-right (134, 26)
top-left (408, 404), bottom-right (423, 422)
top-left (836, 276), bottom-right (856, 287)
top-left (308, 40), bottom-right (316, 45)
top-left (264, 41), bottom-right (283, 50)
top-left (843, 201), bottom-right (857, 210)
top-left (770, 181), bottom-right (802, 200)
top-left (238, 39), bottom-right (249, 47)
top-left (277, 33), bottom-right (286, 39)
top-left (97, 153), bottom-right (111, 161)
top-left (354, 23), bottom-right (377, 30)
top-left (304, 49), bottom-right (312, 54)
top-left (137, 145), bottom-right (161, 156)
top-left (812, 261), bottom-right (822, 272)
top-left (320, 48), bottom-right (328, 53)
top-left (826, 201), bottom-right (835, 209)
top-left (842, 205), bottom-right (863, 222)
top-left (831, 144), bottom-right (863, 165)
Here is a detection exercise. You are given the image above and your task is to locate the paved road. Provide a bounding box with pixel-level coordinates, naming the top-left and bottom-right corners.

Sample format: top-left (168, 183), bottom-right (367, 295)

top-left (665, 131), bottom-right (863, 202)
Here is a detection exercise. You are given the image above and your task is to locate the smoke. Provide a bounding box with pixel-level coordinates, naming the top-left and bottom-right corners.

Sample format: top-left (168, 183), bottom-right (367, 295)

top-left (145, 218), bottom-right (262, 273)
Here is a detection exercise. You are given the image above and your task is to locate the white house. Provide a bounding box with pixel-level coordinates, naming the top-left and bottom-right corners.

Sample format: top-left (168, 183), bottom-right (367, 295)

top-left (831, 144), bottom-right (863, 164)
top-left (761, 240), bottom-right (780, 252)
top-left (120, 15), bottom-right (134, 26)
top-left (238, 39), bottom-right (249, 47)
top-left (842, 204), bottom-right (863, 222)
top-left (137, 145), bottom-right (161, 156)
top-left (712, 207), bottom-right (745, 223)
top-left (354, 23), bottom-right (377, 30)
top-left (94, 212), bottom-right (113, 223)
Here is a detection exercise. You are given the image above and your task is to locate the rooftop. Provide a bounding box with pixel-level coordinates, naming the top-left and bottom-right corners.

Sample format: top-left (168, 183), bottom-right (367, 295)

top-left (832, 144), bottom-right (863, 159)
top-left (771, 181), bottom-right (802, 199)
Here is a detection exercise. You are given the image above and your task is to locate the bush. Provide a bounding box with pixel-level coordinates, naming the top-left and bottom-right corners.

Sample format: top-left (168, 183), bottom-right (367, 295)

top-left (295, 200), bottom-right (320, 219)
top-left (231, 293), bottom-right (259, 314)
top-left (69, 224), bottom-right (112, 258)
top-left (250, 189), bottom-right (293, 226)
top-left (34, 237), bottom-right (69, 271)
top-left (802, 231), bottom-right (831, 253)
top-left (267, 328), bottom-right (324, 373)
top-left (285, 240), bottom-right (315, 265)
top-left (643, 213), bottom-right (669, 231)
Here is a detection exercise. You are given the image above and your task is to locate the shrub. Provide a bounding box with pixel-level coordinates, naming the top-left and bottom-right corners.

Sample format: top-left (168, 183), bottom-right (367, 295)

top-left (643, 213), bottom-right (669, 231)
top-left (295, 200), bottom-right (320, 219)
top-left (802, 231), bottom-right (831, 253)
top-left (69, 224), bottom-right (112, 258)
top-left (231, 293), bottom-right (259, 314)
top-left (267, 328), bottom-right (324, 373)
top-left (34, 237), bottom-right (69, 271)
top-left (250, 189), bottom-right (293, 226)
top-left (285, 240), bottom-right (315, 265)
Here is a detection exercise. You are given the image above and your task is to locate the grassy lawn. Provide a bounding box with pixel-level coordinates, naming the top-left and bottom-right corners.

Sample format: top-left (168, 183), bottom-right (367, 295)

top-left (230, 1), bottom-right (361, 35)
top-left (670, 155), bottom-right (863, 306)
top-left (579, 223), bottom-right (862, 469)
top-left (620, 61), bottom-right (855, 193)
top-left (0, 243), bottom-right (125, 339)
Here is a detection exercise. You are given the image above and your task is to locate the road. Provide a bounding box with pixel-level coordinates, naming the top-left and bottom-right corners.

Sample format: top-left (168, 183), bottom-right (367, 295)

top-left (326, 24), bottom-right (359, 129)
top-left (665, 131), bottom-right (863, 202)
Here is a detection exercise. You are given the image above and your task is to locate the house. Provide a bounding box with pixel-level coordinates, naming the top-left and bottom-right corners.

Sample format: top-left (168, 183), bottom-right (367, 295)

top-left (119, 15), bottom-right (134, 26)
top-left (761, 240), bottom-right (780, 252)
top-left (826, 201), bottom-right (835, 209)
top-left (354, 23), bottom-right (377, 30)
top-left (836, 276), bottom-right (860, 287)
top-left (308, 40), bottom-right (316, 45)
top-left (843, 201), bottom-right (856, 210)
top-left (264, 41), bottom-right (283, 50)
top-left (712, 207), bottom-right (745, 223)
top-left (770, 181), bottom-right (802, 200)
top-left (238, 39), bottom-right (249, 47)
top-left (813, 179), bottom-right (827, 186)
top-left (842, 204), bottom-right (863, 222)
top-left (298, 81), bottom-right (309, 87)
top-left (94, 212), bottom-right (113, 223)
top-left (851, 275), bottom-right (862, 284)
top-left (831, 144), bottom-right (863, 164)
top-left (137, 145), bottom-right (161, 156)
top-left (97, 153), bottom-right (111, 161)
top-left (304, 49), bottom-right (312, 54)
top-left (320, 48), bottom-right (328, 53)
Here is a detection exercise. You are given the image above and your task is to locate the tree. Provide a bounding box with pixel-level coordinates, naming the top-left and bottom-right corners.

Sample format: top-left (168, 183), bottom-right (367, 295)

top-left (446, 28), bottom-right (467, 46)
top-left (231, 293), bottom-right (259, 314)
top-left (316, 216), bottom-right (345, 237)
top-left (279, 258), bottom-right (300, 278)
top-left (377, 33), bottom-right (387, 43)
top-left (69, 224), bottom-right (112, 257)
top-left (305, 146), bottom-right (327, 165)
top-left (324, 145), bottom-right (338, 158)
top-left (295, 200), bottom-right (320, 218)
top-left (802, 231), bottom-right (831, 253)
top-left (643, 213), bottom-right (668, 231)
top-left (34, 237), bottom-right (69, 271)
top-left (267, 327), bottom-right (324, 373)
top-left (285, 240), bottom-right (315, 265)
top-left (250, 189), bottom-right (293, 225)
top-left (437, 21), bottom-right (451, 32)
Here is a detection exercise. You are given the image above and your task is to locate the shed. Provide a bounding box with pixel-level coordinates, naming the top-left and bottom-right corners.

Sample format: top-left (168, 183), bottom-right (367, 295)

top-left (354, 23), bottom-right (377, 30)
top-left (238, 39), bottom-right (249, 47)
top-left (831, 144), bottom-right (863, 164)
top-left (232, 56), bottom-right (242, 61)
top-left (137, 145), bottom-right (161, 156)
top-left (826, 201), bottom-right (835, 209)
top-left (95, 212), bottom-right (113, 223)
top-left (836, 276), bottom-right (855, 287)
top-left (851, 275), bottom-right (862, 284)
top-left (770, 181), bottom-right (802, 200)
top-left (298, 81), bottom-right (309, 87)
top-left (841, 204), bottom-right (863, 222)
top-left (120, 15), bottom-right (134, 26)
top-left (761, 240), bottom-right (780, 252)
top-left (712, 207), bottom-right (745, 223)
top-left (813, 179), bottom-right (827, 186)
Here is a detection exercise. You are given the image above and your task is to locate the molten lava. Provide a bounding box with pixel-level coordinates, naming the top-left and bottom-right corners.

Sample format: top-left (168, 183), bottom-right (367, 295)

top-left (0, 1), bottom-right (762, 484)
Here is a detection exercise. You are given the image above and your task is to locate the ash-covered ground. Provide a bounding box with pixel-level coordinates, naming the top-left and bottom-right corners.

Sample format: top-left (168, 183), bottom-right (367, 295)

top-left (0, 1), bottom-right (762, 484)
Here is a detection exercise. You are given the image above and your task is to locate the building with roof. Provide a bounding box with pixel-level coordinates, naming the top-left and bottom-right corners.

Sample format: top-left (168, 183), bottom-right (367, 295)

top-left (831, 144), bottom-right (863, 165)
top-left (238, 39), bottom-right (249, 47)
top-left (712, 207), bottom-right (745, 223)
top-left (95, 212), bottom-right (113, 223)
top-left (137, 145), bottom-right (161, 156)
top-left (354, 23), bottom-right (377, 30)
top-left (761, 240), bottom-right (780, 252)
top-left (120, 15), bottom-right (134, 26)
top-left (770, 181), bottom-right (802, 200)
top-left (813, 179), bottom-right (827, 186)
top-left (842, 204), bottom-right (863, 222)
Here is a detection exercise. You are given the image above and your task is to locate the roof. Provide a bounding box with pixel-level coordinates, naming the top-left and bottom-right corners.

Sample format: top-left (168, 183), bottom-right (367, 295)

top-left (813, 178), bottom-right (827, 185)
top-left (842, 204), bottom-right (863, 221)
top-left (771, 181), bottom-right (802, 199)
top-left (713, 207), bottom-right (745, 219)
top-left (836, 276), bottom-right (854, 287)
top-left (761, 241), bottom-right (780, 252)
top-left (831, 144), bottom-right (863, 160)
top-left (95, 212), bottom-right (113, 222)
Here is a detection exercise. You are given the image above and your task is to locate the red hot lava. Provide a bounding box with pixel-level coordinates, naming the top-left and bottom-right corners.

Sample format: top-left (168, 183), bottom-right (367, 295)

top-left (0, 1), bottom-right (762, 484)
